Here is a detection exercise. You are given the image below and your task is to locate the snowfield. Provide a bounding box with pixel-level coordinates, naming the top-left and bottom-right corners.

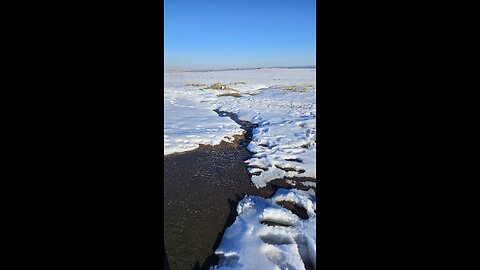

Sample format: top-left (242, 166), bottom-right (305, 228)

top-left (164, 68), bottom-right (316, 188)
top-left (211, 188), bottom-right (316, 270)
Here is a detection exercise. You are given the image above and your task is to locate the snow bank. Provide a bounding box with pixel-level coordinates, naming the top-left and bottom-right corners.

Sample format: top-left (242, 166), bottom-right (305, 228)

top-left (164, 97), bottom-right (244, 156)
top-left (211, 188), bottom-right (316, 270)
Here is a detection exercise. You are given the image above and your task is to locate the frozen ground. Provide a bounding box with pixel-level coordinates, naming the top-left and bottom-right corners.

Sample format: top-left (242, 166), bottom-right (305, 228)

top-left (164, 68), bottom-right (316, 188)
top-left (210, 188), bottom-right (316, 270)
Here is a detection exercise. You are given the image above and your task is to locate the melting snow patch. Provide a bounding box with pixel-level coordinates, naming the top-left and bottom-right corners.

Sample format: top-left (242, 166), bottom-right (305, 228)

top-left (211, 188), bottom-right (316, 270)
top-left (164, 98), bottom-right (244, 156)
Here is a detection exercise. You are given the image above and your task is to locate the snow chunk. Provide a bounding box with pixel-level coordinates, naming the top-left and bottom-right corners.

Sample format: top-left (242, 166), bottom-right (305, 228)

top-left (211, 188), bottom-right (316, 270)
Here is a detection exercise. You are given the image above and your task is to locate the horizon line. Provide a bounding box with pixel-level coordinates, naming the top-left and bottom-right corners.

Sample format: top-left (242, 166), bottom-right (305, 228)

top-left (164, 65), bottom-right (316, 72)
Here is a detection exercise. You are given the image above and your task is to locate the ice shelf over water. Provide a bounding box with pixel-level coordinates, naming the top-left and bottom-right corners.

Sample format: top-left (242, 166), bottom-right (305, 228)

top-left (164, 68), bottom-right (316, 187)
top-left (210, 188), bottom-right (316, 270)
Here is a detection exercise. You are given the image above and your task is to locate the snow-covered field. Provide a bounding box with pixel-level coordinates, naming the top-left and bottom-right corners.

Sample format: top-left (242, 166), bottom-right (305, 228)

top-left (164, 68), bottom-right (317, 188)
top-left (164, 68), bottom-right (316, 269)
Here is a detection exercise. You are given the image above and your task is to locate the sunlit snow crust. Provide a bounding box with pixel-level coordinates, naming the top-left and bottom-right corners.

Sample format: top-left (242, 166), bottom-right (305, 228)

top-left (211, 188), bottom-right (316, 270)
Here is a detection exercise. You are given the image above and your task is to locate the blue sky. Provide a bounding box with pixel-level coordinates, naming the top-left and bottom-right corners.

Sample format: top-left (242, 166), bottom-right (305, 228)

top-left (164, 0), bottom-right (316, 70)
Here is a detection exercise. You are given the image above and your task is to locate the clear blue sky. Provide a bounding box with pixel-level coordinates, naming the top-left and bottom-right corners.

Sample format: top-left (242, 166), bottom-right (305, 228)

top-left (164, 0), bottom-right (316, 70)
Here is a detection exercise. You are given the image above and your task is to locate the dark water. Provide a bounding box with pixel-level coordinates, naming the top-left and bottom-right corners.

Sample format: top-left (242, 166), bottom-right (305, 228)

top-left (164, 111), bottom-right (316, 270)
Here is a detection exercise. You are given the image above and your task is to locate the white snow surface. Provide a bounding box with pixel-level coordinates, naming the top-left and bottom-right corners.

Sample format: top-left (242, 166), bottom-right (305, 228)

top-left (164, 68), bottom-right (316, 187)
top-left (164, 97), bottom-right (244, 156)
top-left (210, 188), bottom-right (316, 270)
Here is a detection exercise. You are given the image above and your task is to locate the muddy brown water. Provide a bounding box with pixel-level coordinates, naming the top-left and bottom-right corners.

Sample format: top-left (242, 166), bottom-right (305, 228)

top-left (164, 111), bottom-right (316, 270)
